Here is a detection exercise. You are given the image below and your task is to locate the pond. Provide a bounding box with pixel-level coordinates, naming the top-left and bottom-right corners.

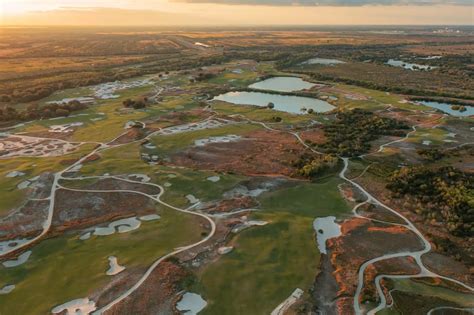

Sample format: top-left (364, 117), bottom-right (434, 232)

top-left (301, 58), bottom-right (345, 65)
top-left (313, 216), bottom-right (341, 255)
top-left (386, 59), bottom-right (435, 71)
top-left (418, 101), bottom-right (474, 117)
top-left (248, 76), bottom-right (315, 92)
top-left (213, 91), bottom-right (335, 114)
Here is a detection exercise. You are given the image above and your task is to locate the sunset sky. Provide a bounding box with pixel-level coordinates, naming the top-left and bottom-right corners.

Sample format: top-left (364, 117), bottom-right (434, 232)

top-left (1, 0), bottom-right (472, 25)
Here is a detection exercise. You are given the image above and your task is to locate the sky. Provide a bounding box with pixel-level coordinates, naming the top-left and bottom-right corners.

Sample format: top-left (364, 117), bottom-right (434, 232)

top-left (0, 0), bottom-right (473, 25)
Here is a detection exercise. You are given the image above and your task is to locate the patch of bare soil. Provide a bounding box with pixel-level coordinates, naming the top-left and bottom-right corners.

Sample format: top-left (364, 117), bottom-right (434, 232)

top-left (0, 173), bottom-right (54, 240)
top-left (0, 200), bottom-right (49, 241)
top-left (299, 128), bottom-right (326, 145)
top-left (22, 130), bottom-right (72, 140)
top-left (170, 130), bottom-right (314, 177)
top-left (102, 261), bottom-right (188, 315)
top-left (312, 255), bottom-right (340, 315)
top-left (199, 196), bottom-right (258, 214)
top-left (109, 127), bottom-right (147, 145)
top-left (422, 252), bottom-right (474, 287)
top-left (53, 178), bottom-right (159, 231)
top-left (317, 217), bottom-right (424, 313)
top-left (361, 256), bottom-right (420, 304)
top-left (357, 203), bottom-right (406, 225)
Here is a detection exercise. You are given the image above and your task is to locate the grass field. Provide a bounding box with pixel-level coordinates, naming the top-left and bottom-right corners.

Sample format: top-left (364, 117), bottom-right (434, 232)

top-left (196, 177), bottom-right (350, 314)
top-left (0, 206), bottom-right (204, 315)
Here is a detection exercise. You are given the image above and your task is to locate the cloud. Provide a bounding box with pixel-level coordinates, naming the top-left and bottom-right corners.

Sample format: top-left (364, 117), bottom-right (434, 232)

top-left (174, 0), bottom-right (472, 6)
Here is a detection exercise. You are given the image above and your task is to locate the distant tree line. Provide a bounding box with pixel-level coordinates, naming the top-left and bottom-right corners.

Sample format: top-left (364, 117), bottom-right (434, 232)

top-left (0, 100), bottom-right (87, 122)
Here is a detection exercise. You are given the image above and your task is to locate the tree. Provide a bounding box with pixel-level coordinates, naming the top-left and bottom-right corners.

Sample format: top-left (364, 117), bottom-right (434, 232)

top-left (267, 102), bottom-right (275, 109)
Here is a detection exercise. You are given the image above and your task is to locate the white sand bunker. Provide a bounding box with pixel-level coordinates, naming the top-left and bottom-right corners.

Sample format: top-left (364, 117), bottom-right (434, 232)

top-left (186, 194), bottom-right (200, 204)
top-left (194, 135), bottom-right (241, 147)
top-left (313, 216), bottom-right (341, 254)
top-left (217, 246), bottom-right (233, 255)
top-left (0, 284), bottom-right (15, 295)
top-left (16, 175), bottom-right (40, 190)
top-left (422, 140), bottom-right (432, 146)
top-left (176, 292), bottom-right (207, 315)
top-left (206, 176), bottom-right (220, 182)
top-left (49, 122), bottom-right (83, 133)
top-left (51, 298), bottom-right (96, 315)
top-left (6, 171), bottom-right (25, 178)
top-left (2, 250), bottom-right (32, 268)
top-left (128, 174), bottom-right (150, 183)
top-left (106, 256), bottom-right (125, 276)
top-left (47, 97), bottom-right (95, 105)
top-left (0, 134), bottom-right (80, 158)
top-left (232, 220), bottom-right (268, 233)
top-left (93, 217), bottom-right (142, 236)
top-left (92, 79), bottom-right (152, 99)
top-left (156, 119), bottom-right (235, 136)
top-left (0, 238), bottom-right (30, 255)
top-left (271, 288), bottom-right (304, 315)
top-left (81, 215), bottom-right (160, 239)
top-left (139, 214), bottom-right (161, 221)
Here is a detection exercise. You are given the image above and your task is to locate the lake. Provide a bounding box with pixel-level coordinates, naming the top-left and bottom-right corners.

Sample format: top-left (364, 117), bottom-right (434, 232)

top-left (418, 101), bottom-right (474, 117)
top-left (386, 59), bottom-right (435, 71)
top-left (248, 76), bottom-right (315, 92)
top-left (213, 91), bottom-right (335, 114)
top-left (302, 58), bottom-right (345, 65)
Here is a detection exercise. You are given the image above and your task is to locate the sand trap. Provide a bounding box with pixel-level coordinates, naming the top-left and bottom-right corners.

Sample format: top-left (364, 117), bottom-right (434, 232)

top-left (206, 176), bottom-right (220, 182)
top-left (0, 284), bottom-right (15, 295)
top-left (128, 174), bottom-right (150, 183)
top-left (0, 238), bottom-right (30, 255)
top-left (232, 220), bottom-right (268, 233)
top-left (422, 140), bottom-right (432, 146)
top-left (217, 246), bottom-right (233, 255)
top-left (2, 250), bottom-right (32, 268)
top-left (447, 133), bottom-right (456, 138)
top-left (47, 97), bottom-right (95, 105)
top-left (6, 171), bottom-right (25, 178)
top-left (313, 216), bottom-right (341, 254)
top-left (194, 135), bottom-right (241, 147)
top-left (176, 292), bottom-right (207, 315)
top-left (17, 180), bottom-right (31, 189)
top-left (443, 139), bottom-right (458, 143)
top-left (106, 256), bottom-right (125, 276)
top-left (164, 182), bottom-right (172, 187)
top-left (93, 217), bottom-right (141, 236)
top-left (186, 194), bottom-right (200, 204)
top-left (79, 232), bottom-right (91, 240)
top-left (51, 298), bottom-right (96, 315)
top-left (143, 143), bottom-right (156, 149)
top-left (271, 288), bottom-right (304, 315)
top-left (139, 214), bottom-right (161, 221)
top-left (49, 122), bottom-right (83, 133)
top-left (224, 186), bottom-right (267, 198)
top-left (67, 164), bottom-right (83, 173)
top-left (92, 79), bottom-right (152, 99)
top-left (0, 135), bottom-right (80, 158)
top-left (157, 119), bottom-right (235, 136)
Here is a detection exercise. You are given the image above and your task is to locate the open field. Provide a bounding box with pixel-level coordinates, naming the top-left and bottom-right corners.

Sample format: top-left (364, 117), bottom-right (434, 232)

top-left (0, 26), bottom-right (473, 315)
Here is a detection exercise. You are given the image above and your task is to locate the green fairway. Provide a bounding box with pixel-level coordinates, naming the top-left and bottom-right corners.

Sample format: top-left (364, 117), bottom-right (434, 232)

top-left (196, 177), bottom-right (350, 314)
top-left (0, 206), bottom-right (204, 315)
